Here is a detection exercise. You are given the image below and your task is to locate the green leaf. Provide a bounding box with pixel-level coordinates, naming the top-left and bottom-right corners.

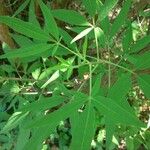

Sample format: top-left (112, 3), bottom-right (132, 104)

top-left (23, 126), bottom-right (51, 150)
top-left (106, 74), bottom-right (132, 148)
top-left (140, 10), bottom-right (150, 17)
top-left (1, 112), bottom-right (29, 133)
top-left (105, 119), bottom-right (115, 150)
top-left (83, 36), bottom-right (88, 58)
top-left (92, 74), bottom-right (102, 97)
top-left (59, 28), bottom-right (77, 50)
top-left (22, 92), bottom-right (75, 150)
top-left (41, 70), bottom-right (60, 89)
top-left (19, 96), bottom-right (65, 112)
top-left (70, 103), bottom-right (95, 150)
top-left (122, 22), bottom-right (133, 51)
top-left (52, 9), bottom-right (90, 26)
top-left (95, 27), bottom-right (106, 47)
top-left (39, 0), bottom-right (59, 40)
top-left (108, 74), bottom-right (131, 106)
top-left (0, 16), bottom-right (49, 41)
top-left (110, 0), bottom-right (131, 38)
top-left (25, 92), bottom-right (87, 128)
top-left (129, 35), bottom-right (150, 53)
top-left (71, 27), bottom-right (93, 44)
top-left (0, 43), bottom-right (52, 59)
top-left (98, 0), bottom-right (119, 21)
top-left (13, 0), bottom-right (30, 17)
top-left (28, 0), bottom-right (41, 27)
top-left (12, 34), bottom-right (33, 47)
top-left (39, 65), bottom-right (62, 80)
top-left (100, 17), bottom-right (110, 36)
top-left (16, 128), bottom-right (30, 150)
top-left (132, 51), bottom-right (150, 69)
top-left (82, 0), bottom-right (97, 16)
top-left (92, 96), bottom-right (145, 127)
top-left (138, 75), bottom-right (150, 99)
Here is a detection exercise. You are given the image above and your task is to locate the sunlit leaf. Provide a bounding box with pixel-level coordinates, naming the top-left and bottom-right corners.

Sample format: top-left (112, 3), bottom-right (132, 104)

top-left (41, 70), bottom-right (60, 89)
top-left (71, 27), bottom-right (93, 44)
top-left (94, 27), bottom-right (106, 47)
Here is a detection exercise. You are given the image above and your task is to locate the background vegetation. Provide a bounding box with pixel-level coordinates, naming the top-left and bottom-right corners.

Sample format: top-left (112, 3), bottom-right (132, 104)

top-left (0, 0), bottom-right (150, 149)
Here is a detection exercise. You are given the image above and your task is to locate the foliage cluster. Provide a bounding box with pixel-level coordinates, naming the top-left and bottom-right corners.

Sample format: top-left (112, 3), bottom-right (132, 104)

top-left (0, 0), bottom-right (150, 149)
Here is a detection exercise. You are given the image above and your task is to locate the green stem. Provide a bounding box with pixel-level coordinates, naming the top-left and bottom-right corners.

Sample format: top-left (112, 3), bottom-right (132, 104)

top-left (93, 19), bottom-right (100, 60)
top-left (89, 63), bottom-right (92, 96)
top-left (107, 39), bottom-right (111, 88)
top-left (58, 42), bottom-right (85, 61)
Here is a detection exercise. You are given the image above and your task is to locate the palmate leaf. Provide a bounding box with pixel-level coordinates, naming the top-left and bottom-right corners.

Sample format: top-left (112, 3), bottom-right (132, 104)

top-left (0, 43), bottom-right (53, 59)
top-left (110, 0), bottom-right (131, 38)
top-left (138, 75), bottom-right (150, 99)
top-left (25, 92), bottom-right (87, 129)
top-left (0, 16), bottom-right (50, 41)
top-left (82, 0), bottom-right (97, 17)
top-left (22, 93), bottom-right (88, 150)
top-left (98, 0), bottom-right (119, 21)
top-left (70, 102), bottom-right (95, 150)
top-left (39, 0), bottom-right (59, 40)
top-left (92, 96), bottom-right (145, 127)
top-left (52, 9), bottom-right (90, 26)
top-left (92, 94), bottom-right (145, 148)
